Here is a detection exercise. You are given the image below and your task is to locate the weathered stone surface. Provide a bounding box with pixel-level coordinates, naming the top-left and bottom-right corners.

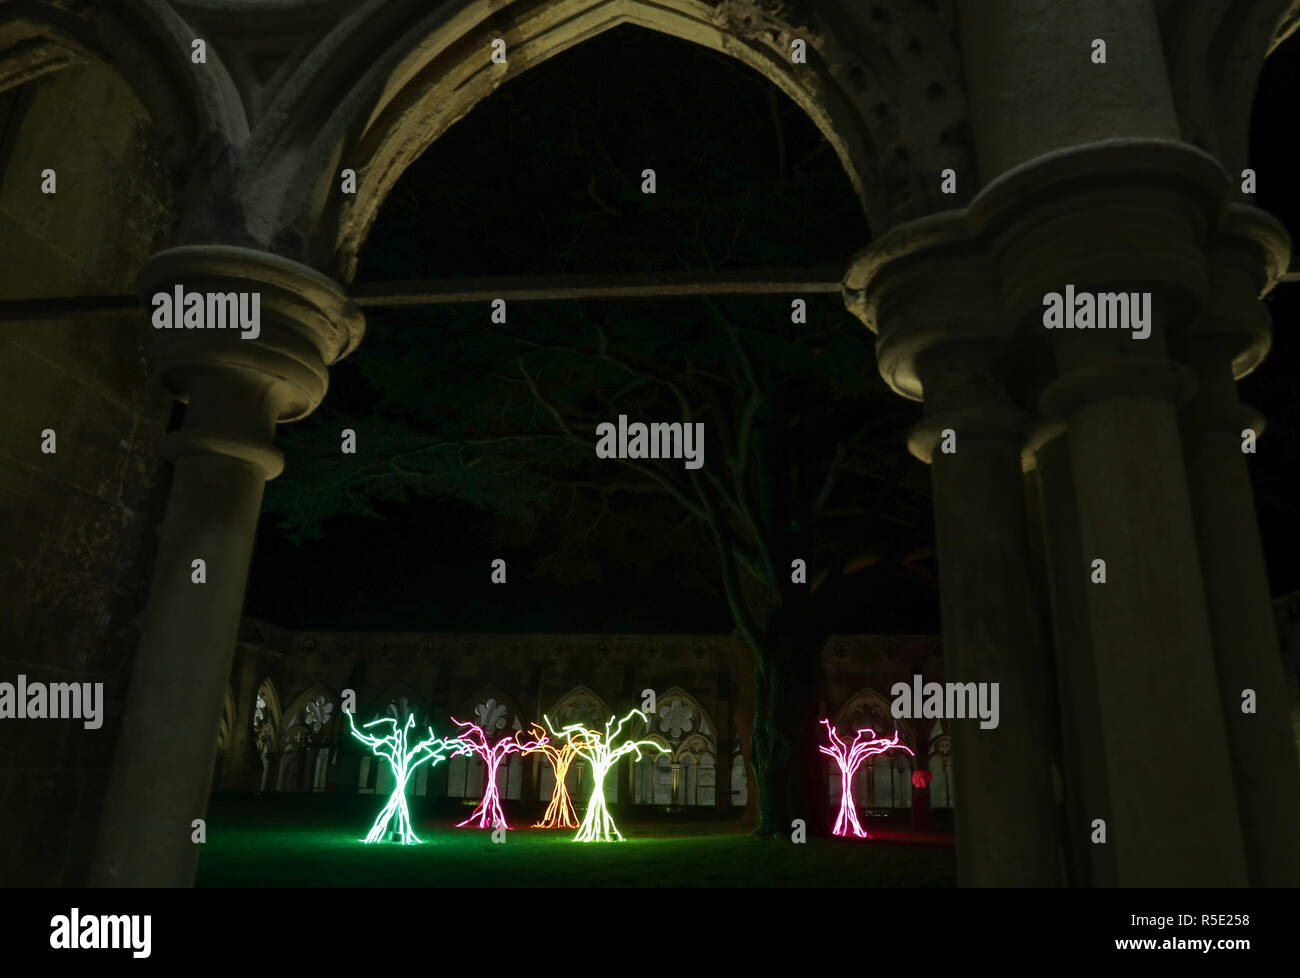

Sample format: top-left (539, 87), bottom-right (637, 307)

top-left (0, 57), bottom-right (172, 886)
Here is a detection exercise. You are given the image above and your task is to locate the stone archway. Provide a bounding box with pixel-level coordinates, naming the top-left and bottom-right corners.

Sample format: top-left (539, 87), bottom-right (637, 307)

top-left (4, 0), bottom-right (1297, 888)
top-left (307, 0), bottom-right (972, 279)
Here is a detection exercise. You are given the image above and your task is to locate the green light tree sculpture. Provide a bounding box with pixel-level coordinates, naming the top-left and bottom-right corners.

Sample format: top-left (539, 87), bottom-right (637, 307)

top-left (546, 708), bottom-right (669, 842)
top-left (346, 706), bottom-right (467, 844)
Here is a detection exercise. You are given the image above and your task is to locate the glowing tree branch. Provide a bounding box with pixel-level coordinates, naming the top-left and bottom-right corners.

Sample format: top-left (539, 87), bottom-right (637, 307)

top-left (518, 722), bottom-right (589, 829)
top-left (452, 717), bottom-right (541, 829)
top-left (818, 718), bottom-right (915, 838)
top-left (547, 709), bottom-right (668, 842)
top-left (345, 709), bottom-right (467, 844)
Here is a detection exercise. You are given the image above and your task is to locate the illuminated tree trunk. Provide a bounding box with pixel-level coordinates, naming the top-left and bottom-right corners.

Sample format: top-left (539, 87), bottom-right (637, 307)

top-left (536, 750), bottom-right (580, 829)
top-left (454, 720), bottom-right (537, 830)
top-left (832, 766), bottom-right (864, 838)
top-left (347, 712), bottom-right (463, 845)
top-left (459, 753), bottom-right (508, 828)
top-left (575, 767), bottom-right (619, 842)
top-left (367, 766), bottom-right (416, 843)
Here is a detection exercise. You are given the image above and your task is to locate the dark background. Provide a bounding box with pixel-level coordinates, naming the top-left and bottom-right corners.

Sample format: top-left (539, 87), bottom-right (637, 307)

top-left (242, 25), bottom-right (1300, 636)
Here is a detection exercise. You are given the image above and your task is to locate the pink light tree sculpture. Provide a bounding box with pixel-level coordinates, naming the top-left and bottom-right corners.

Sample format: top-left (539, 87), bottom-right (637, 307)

top-left (451, 717), bottom-right (542, 830)
top-left (818, 718), bottom-right (915, 839)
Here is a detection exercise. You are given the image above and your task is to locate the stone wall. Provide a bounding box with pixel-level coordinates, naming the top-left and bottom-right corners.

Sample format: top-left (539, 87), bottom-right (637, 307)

top-left (0, 60), bottom-right (173, 885)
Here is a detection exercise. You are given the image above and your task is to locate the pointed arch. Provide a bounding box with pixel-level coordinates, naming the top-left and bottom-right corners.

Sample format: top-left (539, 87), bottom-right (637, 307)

top-left (253, 677), bottom-right (282, 737)
top-left (675, 731), bottom-right (714, 763)
top-left (544, 684), bottom-right (615, 732)
top-left (455, 684), bottom-right (526, 736)
top-left (364, 682), bottom-right (432, 725)
top-left (216, 684), bottom-right (237, 751)
top-left (280, 681), bottom-right (340, 748)
top-left (0, 0), bottom-right (246, 164)
top-left (229, 0), bottom-right (969, 274)
top-left (652, 686), bottom-right (716, 750)
top-left (833, 685), bottom-right (914, 751)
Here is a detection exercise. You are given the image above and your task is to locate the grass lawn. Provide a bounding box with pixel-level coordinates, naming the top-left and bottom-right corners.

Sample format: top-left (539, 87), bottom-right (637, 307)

top-left (196, 794), bottom-right (955, 887)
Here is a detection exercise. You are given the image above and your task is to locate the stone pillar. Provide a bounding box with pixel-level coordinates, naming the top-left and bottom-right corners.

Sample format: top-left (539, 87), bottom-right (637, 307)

top-left (955, 0), bottom-right (1251, 886)
top-left (957, 0), bottom-right (1180, 182)
top-left (974, 141), bottom-right (1249, 885)
top-left (90, 246), bottom-right (363, 886)
top-left (911, 352), bottom-right (1060, 885)
top-left (1024, 425), bottom-right (1115, 888)
top-left (845, 219), bottom-right (1061, 885)
top-left (1174, 207), bottom-right (1300, 885)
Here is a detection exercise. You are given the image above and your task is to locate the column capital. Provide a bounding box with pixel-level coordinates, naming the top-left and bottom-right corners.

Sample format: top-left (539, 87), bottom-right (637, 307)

top-left (138, 245), bottom-right (364, 479)
top-left (908, 404), bottom-right (1032, 465)
top-left (1181, 203), bottom-right (1291, 381)
top-left (843, 211), bottom-right (1002, 403)
top-left (138, 245), bottom-right (365, 423)
top-left (968, 139), bottom-right (1230, 334)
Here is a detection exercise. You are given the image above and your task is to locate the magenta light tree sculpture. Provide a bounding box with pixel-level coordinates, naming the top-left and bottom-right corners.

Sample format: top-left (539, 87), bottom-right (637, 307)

top-left (818, 718), bottom-right (915, 839)
top-left (451, 717), bottom-right (542, 829)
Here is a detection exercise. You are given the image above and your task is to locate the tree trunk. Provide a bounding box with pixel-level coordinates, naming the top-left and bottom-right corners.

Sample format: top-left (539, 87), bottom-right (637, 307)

top-left (749, 593), bottom-right (831, 838)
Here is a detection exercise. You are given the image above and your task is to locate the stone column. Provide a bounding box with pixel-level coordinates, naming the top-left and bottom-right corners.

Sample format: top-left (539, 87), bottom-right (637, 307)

top-left (845, 218), bottom-right (1061, 885)
top-left (974, 141), bottom-right (1249, 885)
top-left (1174, 207), bottom-right (1300, 885)
top-left (90, 246), bottom-right (363, 886)
top-left (912, 351), bottom-right (1060, 885)
top-left (1024, 425), bottom-right (1115, 888)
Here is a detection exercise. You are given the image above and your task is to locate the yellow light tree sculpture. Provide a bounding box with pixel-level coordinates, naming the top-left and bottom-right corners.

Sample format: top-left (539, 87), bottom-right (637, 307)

top-left (546, 709), bottom-right (668, 842)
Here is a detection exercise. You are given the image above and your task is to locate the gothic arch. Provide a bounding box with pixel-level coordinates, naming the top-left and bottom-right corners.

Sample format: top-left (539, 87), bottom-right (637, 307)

top-left (454, 683), bottom-right (525, 736)
top-left (316, 0), bottom-right (884, 277)
top-left (364, 682), bottom-right (431, 724)
top-left (833, 685), bottom-right (914, 752)
top-left (675, 731), bottom-right (714, 764)
top-left (0, 0), bottom-right (245, 166)
top-left (253, 677), bottom-right (282, 734)
top-left (545, 684), bottom-right (615, 732)
top-left (652, 686), bottom-right (716, 755)
top-left (212, 0), bottom-right (971, 277)
top-left (279, 681), bottom-right (339, 748)
top-left (216, 684), bottom-right (236, 751)
top-left (1156, 0), bottom-right (1300, 182)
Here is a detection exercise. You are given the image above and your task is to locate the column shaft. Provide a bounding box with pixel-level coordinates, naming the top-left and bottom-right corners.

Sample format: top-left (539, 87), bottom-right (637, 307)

top-left (1049, 378), bottom-right (1248, 885)
top-left (1181, 339), bottom-right (1300, 884)
top-left (89, 245), bottom-right (362, 886)
top-left (923, 408), bottom-right (1060, 885)
top-left (91, 442), bottom-right (270, 885)
top-left (1029, 429), bottom-right (1115, 887)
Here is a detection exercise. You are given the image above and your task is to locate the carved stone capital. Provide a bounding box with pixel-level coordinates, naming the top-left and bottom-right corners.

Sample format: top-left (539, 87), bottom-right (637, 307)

top-left (908, 404), bottom-right (1032, 465)
top-left (139, 245), bottom-right (364, 421)
top-left (968, 138), bottom-right (1230, 336)
top-left (1181, 203), bottom-right (1291, 380)
top-left (138, 245), bottom-right (364, 478)
top-left (844, 211), bottom-right (1002, 403)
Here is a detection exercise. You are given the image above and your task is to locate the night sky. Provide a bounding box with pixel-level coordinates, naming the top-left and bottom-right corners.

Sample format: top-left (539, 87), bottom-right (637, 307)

top-left (242, 25), bottom-right (1300, 636)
